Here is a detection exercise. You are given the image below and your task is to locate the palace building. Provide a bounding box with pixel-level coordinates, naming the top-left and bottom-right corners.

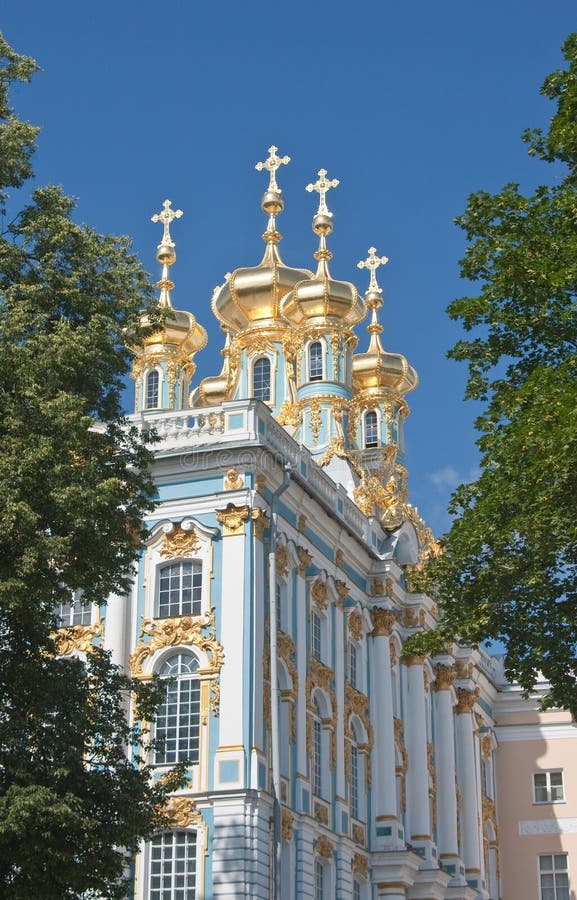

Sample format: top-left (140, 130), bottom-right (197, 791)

top-left (60, 148), bottom-right (576, 899)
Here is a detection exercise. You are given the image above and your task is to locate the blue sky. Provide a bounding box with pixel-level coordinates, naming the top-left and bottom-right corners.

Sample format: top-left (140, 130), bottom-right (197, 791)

top-left (3, 2), bottom-right (575, 535)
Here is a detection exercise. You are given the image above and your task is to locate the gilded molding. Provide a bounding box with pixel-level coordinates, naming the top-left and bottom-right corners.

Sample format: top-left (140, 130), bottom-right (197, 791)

top-left (308, 401), bottom-right (322, 445)
top-left (209, 678), bottom-right (220, 717)
top-left (434, 664), bottom-right (456, 692)
top-left (351, 852), bottom-right (368, 879)
top-left (370, 608), bottom-right (396, 637)
top-left (314, 801), bottom-right (329, 825)
top-left (297, 545), bottom-right (313, 577)
top-left (160, 525), bottom-right (201, 559)
top-left (455, 687), bottom-right (480, 714)
top-left (130, 608), bottom-right (224, 677)
top-left (298, 514), bottom-right (307, 534)
top-left (403, 653), bottom-right (425, 667)
top-left (481, 734), bottom-right (492, 759)
top-left (166, 796), bottom-right (202, 828)
top-left (255, 473), bottom-right (266, 493)
top-left (251, 507), bottom-right (270, 540)
top-left (53, 621), bottom-right (103, 656)
top-left (276, 545), bottom-right (289, 577)
top-left (281, 809), bottom-right (294, 841)
top-left (314, 836), bottom-right (334, 859)
top-left (347, 611), bottom-right (364, 642)
top-left (216, 503), bottom-right (250, 536)
top-left (352, 823), bottom-right (366, 846)
top-left (224, 468), bottom-right (243, 490)
top-left (311, 578), bottom-right (328, 610)
top-left (335, 579), bottom-right (349, 602)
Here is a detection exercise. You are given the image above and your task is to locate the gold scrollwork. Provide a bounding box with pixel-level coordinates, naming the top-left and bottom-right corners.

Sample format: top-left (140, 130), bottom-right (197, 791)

top-left (224, 468), bottom-right (244, 490)
top-left (166, 796), bottom-right (202, 828)
top-left (455, 687), bottom-right (480, 714)
top-left (351, 852), bottom-right (368, 879)
top-left (347, 611), bottom-right (364, 642)
top-left (251, 507), bottom-right (270, 540)
top-left (130, 608), bottom-right (224, 677)
top-left (297, 545), bottom-right (312, 577)
top-left (311, 578), bottom-right (328, 610)
top-left (370, 608), bottom-right (396, 637)
top-left (160, 524), bottom-right (201, 559)
top-left (216, 503), bottom-right (250, 536)
top-left (352, 823), bottom-right (365, 846)
top-left (281, 809), bottom-right (294, 841)
top-left (434, 664), bottom-right (456, 692)
top-left (52, 621), bottom-right (103, 656)
top-left (209, 679), bottom-right (220, 717)
top-left (314, 836), bottom-right (334, 859)
top-left (276, 545), bottom-right (289, 577)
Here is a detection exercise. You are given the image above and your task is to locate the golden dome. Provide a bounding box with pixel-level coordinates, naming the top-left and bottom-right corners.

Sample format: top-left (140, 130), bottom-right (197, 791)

top-left (352, 248), bottom-right (418, 396)
top-left (281, 170), bottom-right (365, 329)
top-left (138, 200), bottom-right (207, 359)
top-left (211, 146), bottom-right (313, 333)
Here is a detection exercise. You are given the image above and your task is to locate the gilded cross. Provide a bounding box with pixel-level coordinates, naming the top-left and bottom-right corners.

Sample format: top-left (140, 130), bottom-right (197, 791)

top-left (151, 199), bottom-right (183, 245)
top-left (306, 168), bottom-right (339, 216)
top-left (357, 246), bottom-right (388, 291)
top-left (255, 145), bottom-right (290, 192)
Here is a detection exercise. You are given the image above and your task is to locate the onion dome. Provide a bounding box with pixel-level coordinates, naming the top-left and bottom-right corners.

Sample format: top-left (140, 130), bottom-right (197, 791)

top-left (211, 146), bottom-right (313, 333)
top-left (352, 248), bottom-right (418, 395)
top-left (140, 200), bottom-right (207, 361)
top-left (281, 169), bottom-right (366, 328)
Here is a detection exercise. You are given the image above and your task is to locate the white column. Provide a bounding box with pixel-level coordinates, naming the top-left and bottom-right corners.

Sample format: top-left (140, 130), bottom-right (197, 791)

top-left (404, 656), bottom-right (430, 843)
top-left (433, 665), bottom-right (459, 862)
top-left (334, 597), bottom-right (346, 803)
top-left (216, 513), bottom-right (247, 749)
top-left (103, 588), bottom-right (130, 669)
top-left (370, 609), bottom-right (398, 840)
top-left (295, 548), bottom-right (310, 797)
top-left (455, 688), bottom-right (482, 878)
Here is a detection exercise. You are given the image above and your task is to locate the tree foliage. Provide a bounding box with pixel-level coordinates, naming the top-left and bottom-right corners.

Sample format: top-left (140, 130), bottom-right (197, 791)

top-left (0, 33), bottom-right (180, 898)
top-left (415, 34), bottom-right (577, 714)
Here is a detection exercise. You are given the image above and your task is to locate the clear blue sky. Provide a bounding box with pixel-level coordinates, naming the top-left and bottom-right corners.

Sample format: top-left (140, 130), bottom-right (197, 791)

top-left (3, 2), bottom-right (575, 535)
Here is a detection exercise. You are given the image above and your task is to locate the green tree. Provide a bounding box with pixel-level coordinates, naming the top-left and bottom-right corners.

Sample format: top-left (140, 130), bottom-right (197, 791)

top-left (415, 34), bottom-right (577, 715)
top-left (0, 34), bottom-right (179, 898)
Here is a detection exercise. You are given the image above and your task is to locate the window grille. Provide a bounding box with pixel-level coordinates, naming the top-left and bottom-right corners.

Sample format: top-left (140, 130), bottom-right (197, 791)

top-left (158, 562), bottom-right (202, 618)
top-left (155, 653), bottom-right (200, 765)
top-left (309, 342), bottom-right (323, 381)
top-left (145, 369), bottom-right (160, 409)
top-left (149, 831), bottom-right (197, 899)
top-left (253, 358), bottom-right (271, 401)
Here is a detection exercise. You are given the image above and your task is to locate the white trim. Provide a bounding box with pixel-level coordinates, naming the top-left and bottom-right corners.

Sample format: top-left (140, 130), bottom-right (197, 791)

top-left (496, 723), bottom-right (577, 742)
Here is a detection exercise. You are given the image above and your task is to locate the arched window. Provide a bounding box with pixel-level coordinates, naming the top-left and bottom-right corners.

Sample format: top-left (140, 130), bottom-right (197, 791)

top-left (312, 696), bottom-right (323, 797)
top-left (157, 561), bottom-right (202, 618)
top-left (149, 831), bottom-right (197, 898)
top-left (308, 341), bottom-right (323, 381)
top-left (154, 652), bottom-right (200, 765)
top-left (253, 357), bottom-right (271, 401)
top-left (145, 369), bottom-right (160, 409)
top-left (364, 410), bottom-right (379, 448)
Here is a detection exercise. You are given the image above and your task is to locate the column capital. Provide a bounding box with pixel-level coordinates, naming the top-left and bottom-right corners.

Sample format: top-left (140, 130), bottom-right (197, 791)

top-left (370, 607), bottom-right (396, 636)
top-left (455, 687), bottom-right (480, 714)
top-left (403, 653), bottom-right (425, 667)
top-left (434, 664), bottom-right (456, 692)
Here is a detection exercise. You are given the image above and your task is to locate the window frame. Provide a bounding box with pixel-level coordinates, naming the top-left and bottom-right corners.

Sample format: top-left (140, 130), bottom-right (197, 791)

top-left (311, 609), bottom-right (322, 661)
top-left (156, 559), bottom-right (203, 619)
top-left (308, 340), bottom-right (324, 382)
top-left (144, 367), bottom-right (161, 410)
top-left (55, 592), bottom-right (92, 628)
top-left (312, 695), bottom-right (323, 798)
top-left (148, 829), bottom-right (198, 899)
top-left (363, 409), bottom-right (379, 448)
top-left (538, 853), bottom-right (569, 900)
top-left (533, 770), bottom-right (564, 804)
top-left (153, 651), bottom-right (202, 766)
top-left (252, 355), bottom-right (273, 403)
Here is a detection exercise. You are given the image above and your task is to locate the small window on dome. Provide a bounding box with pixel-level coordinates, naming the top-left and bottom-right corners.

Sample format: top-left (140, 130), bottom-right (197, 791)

top-left (253, 357), bottom-right (271, 402)
top-left (309, 342), bottom-right (323, 382)
top-left (364, 410), bottom-right (379, 448)
top-left (145, 369), bottom-right (160, 409)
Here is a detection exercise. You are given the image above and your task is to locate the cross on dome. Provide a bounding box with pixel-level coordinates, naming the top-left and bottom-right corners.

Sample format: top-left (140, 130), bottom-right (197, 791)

top-left (357, 246), bottom-right (388, 292)
top-left (306, 168), bottom-right (339, 216)
top-left (151, 199), bottom-right (183, 246)
top-left (255, 145), bottom-right (291, 193)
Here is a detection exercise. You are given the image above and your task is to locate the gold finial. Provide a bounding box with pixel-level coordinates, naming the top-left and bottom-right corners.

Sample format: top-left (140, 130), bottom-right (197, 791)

top-left (151, 199), bottom-right (183, 251)
top-left (255, 145), bottom-right (290, 193)
top-left (358, 247), bottom-right (388, 293)
top-left (151, 200), bottom-right (183, 308)
top-left (306, 168), bottom-right (339, 216)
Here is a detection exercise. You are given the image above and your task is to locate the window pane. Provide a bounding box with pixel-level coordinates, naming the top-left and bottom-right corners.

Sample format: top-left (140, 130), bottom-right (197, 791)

top-left (540, 855), bottom-right (553, 871)
top-left (158, 562), bottom-right (202, 618)
top-left (146, 370), bottom-right (160, 409)
top-left (554, 854), bottom-right (568, 870)
top-left (309, 342), bottom-right (323, 381)
top-left (149, 831), bottom-right (196, 898)
top-left (311, 611), bottom-right (321, 660)
top-left (155, 654), bottom-right (200, 765)
top-left (253, 358), bottom-right (271, 401)
top-left (364, 410), bottom-right (378, 448)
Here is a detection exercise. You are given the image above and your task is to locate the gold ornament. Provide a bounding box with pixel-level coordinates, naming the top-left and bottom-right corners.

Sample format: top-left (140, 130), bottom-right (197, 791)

top-left (297, 545), bottom-right (313, 577)
top-left (311, 578), bottom-right (328, 610)
top-left (216, 503), bottom-right (250, 536)
top-left (434, 664), bottom-right (456, 692)
top-left (52, 622), bottom-right (103, 656)
top-left (255, 145), bottom-right (290, 193)
top-left (352, 823), bottom-right (365, 846)
top-left (314, 835), bottom-right (334, 859)
top-left (276, 545), bottom-right (289, 577)
top-left (348, 611), bottom-right (364, 642)
top-left (335, 548), bottom-right (344, 568)
top-left (224, 468), bottom-right (243, 490)
top-left (298, 514), bottom-right (307, 534)
top-left (455, 687), bottom-right (480, 714)
top-left (281, 809), bottom-right (294, 841)
top-left (370, 608), bottom-right (396, 637)
top-left (351, 852), bottom-right (368, 879)
top-left (209, 679), bottom-right (220, 716)
top-left (166, 796), bottom-right (202, 828)
top-left (251, 508), bottom-right (270, 540)
top-left (160, 525), bottom-right (201, 559)
top-left (130, 608), bottom-right (224, 677)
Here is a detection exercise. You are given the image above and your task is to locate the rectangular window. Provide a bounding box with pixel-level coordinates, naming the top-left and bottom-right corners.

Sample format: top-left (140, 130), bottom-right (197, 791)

top-left (314, 859), bottom-right (325, 900)
top-left (313, 717), bottom-right (322, 797)
top-left (158, 562), bottom-right (202, 618)
top-left (311, 610), bottom-right (322, 660)
top-left (55, 595), bottom-right (92, 627)
top-left (149, 831), bottom-right (197, 898)
top-left (539, 854), bottom-right (569, 900)
top-left (350, 745), bottom-right (359, 820)
top-left (348, 642), bottom-right (357, 689)
top-left (534, 770), bottom-right (564, 804)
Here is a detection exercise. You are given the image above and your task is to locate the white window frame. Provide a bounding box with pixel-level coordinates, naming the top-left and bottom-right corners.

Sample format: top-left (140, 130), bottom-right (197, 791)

top-left (145, 519), bottom-right (213, 623)
top-left (533, 770), bottom-right (564, 804)
top-left (153, 651), bottom-right (202, 766)
top-left (144, 367), bottom-right (162, 410)
top-left (311, 609), bottom-right (322, 661)
top-left (156, 559), bottom-right (203, 619)
top-left (140, 822), bottom-right (208, 900)
top-left (362, 408), bottom-right (379, 448)
top-left (348, 640), bottom-right (358, 689)
top-left (55, 591), bottom-right (93, 627)
top-left (307, 339), bottom-right (325, 382)
top-left (538, 853), bottom-right (569, 900)
top-left (251, 354), bottom-right (273, 404)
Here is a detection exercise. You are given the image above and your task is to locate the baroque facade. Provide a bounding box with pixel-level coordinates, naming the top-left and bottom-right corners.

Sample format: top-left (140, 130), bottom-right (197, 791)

top-left (58, 148), bottom-right (576, 899)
